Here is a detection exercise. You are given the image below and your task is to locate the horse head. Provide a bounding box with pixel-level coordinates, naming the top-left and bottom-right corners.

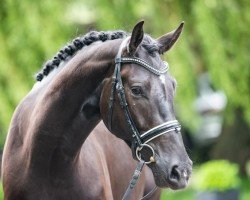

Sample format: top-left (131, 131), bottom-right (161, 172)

top-left (100, 21), bottom-right (192, 189)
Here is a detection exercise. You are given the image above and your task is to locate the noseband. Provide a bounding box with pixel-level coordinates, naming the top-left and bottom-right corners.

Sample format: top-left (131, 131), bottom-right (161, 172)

top-left (107, 37), bottom-right (181, 164)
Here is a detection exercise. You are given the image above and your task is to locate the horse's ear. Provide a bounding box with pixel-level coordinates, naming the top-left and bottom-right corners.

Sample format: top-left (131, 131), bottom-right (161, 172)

top-left (157, 22), bottom-right (184, 54)
top-left (128, 21), bottom-right (144, 55)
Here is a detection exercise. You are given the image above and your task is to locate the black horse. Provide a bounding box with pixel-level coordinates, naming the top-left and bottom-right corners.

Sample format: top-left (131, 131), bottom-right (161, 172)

top-left (2, 21), bottom-right (192, 200)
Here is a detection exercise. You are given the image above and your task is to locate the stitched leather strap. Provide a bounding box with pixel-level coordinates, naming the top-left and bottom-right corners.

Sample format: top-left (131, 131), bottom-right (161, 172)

top-left (140, 120), bottom-right (181, 144)
top-left (115, 57), bottom-right (169, 76)
top-left (122, 160), bottom-right (145, 200)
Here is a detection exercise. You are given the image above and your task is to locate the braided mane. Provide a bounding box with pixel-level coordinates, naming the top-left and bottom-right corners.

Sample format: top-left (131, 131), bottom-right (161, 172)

top-left (36, 30), bottom-right (127, 81)
top-left (36, 29), bottom-right (160, 82)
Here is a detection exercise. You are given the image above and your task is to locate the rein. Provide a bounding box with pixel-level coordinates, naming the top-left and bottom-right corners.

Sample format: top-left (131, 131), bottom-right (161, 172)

top-left (107, 38), bottom-right (181, 199)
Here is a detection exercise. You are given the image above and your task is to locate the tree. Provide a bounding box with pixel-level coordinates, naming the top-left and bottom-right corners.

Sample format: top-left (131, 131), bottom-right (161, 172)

top-left (0, 0), bottom-right (73, 146)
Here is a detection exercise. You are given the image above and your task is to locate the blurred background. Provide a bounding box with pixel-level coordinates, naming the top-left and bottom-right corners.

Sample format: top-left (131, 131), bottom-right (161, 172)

top-left (0, 0), bottom-right (249, 199)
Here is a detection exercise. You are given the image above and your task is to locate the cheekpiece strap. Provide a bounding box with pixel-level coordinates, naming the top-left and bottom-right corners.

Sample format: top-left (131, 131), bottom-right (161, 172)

top-left (109, 37), bottom-right (174, 158)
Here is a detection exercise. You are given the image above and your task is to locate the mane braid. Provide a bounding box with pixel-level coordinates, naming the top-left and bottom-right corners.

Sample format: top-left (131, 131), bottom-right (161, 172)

top-left (36, 30), bottom-right (127, 81)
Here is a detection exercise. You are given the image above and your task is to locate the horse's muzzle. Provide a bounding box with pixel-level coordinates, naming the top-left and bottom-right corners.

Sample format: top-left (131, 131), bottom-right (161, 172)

top-left (166, 162), bottom-right (192, 190)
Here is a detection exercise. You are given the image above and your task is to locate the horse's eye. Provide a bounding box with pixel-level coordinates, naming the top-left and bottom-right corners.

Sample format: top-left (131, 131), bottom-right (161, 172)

top-left (131, 86), bottom-right (143, 96)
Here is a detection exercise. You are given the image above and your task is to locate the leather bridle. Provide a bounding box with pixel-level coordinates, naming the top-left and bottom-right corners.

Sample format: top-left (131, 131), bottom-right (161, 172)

top-left (107, 37), bottom-right (181, 164)
top-left (107, 37), bottom-right (182, 200)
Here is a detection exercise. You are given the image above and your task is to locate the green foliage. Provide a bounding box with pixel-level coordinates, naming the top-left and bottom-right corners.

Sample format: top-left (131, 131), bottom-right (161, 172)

top-left (161, 178), bottom-right (250, 200)
top-left (0, 184), bottom-right (3, 200)
top-left (194, 160), bottom-right (240, 191)
top-left (192, 0), bottom-right (250, 123)
top-left (0, 0), bottom-right (74, 146)
top-left (161, 188), bottom-right (195, 200)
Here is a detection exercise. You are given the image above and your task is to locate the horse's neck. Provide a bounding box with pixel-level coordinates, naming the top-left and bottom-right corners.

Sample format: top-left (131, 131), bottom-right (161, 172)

top-left (24, 40), bottom-right (120, 170)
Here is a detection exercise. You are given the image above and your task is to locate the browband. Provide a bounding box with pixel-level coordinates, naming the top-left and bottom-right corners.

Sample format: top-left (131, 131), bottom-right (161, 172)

top-left (115, 57), bottom-right (169, 76)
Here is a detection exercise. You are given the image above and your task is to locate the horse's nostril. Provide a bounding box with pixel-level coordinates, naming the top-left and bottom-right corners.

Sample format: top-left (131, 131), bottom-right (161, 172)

top-left (167, 164), bottom-right (191, 189)
top-left (170, 165), bottom-right (181, 181)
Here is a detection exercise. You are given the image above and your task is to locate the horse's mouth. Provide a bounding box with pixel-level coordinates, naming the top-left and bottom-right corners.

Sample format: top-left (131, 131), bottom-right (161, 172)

top-left (153, 174), bottom-right (190, 190)
top-left (165, 175), bottom-right (189, 190)
top-left (150, 163), bottom-right (191, 190)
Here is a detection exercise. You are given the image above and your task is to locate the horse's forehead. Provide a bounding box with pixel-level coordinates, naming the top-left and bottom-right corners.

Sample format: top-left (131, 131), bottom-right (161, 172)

top-left (124, 66), bottom-right (170, 92)
top-left (138, 47), bottom-right (165, 71)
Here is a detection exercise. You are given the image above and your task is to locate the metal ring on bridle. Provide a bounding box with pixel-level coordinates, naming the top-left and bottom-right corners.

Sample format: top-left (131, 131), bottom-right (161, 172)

top-left (136, 144), bottom-right (155, 164)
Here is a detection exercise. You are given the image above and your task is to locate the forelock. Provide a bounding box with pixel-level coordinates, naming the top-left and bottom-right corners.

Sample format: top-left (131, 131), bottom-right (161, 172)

top-left (142, 35), bottom-right (159, 56)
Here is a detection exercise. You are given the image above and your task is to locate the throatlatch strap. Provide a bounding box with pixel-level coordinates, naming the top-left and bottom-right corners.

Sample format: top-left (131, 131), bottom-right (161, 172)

top-left (122, 160), bottom-right (145, 200)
